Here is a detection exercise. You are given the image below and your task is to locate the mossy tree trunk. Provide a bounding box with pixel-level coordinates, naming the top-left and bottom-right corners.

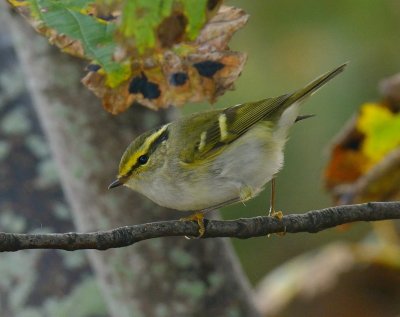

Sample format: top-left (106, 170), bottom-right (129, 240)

top-left (7, 10), bottom-right (260, 317)
top-left (0, 11), bottom-right (106, 317)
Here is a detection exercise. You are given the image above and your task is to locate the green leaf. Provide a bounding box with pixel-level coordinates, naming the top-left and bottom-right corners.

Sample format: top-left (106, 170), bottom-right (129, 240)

top-left (121, 0), bottom-right (168, 53)
top-left (28, 0), bottom-right (130, 87)
top-left (120, 0), bottom-right (209, 54)
top-left (182, 0), bottom-right (208, 40)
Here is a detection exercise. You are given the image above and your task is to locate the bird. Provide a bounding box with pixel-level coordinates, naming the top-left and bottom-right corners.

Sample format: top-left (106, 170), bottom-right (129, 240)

top-left (109, 63), bottom-right (347, 236)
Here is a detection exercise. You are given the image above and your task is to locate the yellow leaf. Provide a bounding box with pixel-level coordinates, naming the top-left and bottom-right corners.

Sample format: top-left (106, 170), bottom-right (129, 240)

top-left (357, 103), bottom-right (400, 163)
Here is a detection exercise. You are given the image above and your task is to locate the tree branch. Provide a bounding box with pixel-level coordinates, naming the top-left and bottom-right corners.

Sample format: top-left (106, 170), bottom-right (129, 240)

top-left (1, 201), bottom-right (399, 252)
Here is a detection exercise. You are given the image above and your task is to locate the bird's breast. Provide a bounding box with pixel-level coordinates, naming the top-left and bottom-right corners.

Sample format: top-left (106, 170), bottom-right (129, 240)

top-left (135, 121), bottom-right (292, 211)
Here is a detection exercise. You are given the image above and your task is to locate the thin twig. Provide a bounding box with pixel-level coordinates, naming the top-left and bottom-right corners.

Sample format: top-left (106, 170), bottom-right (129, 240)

top-left (0, 201), bottom-right (399, 252)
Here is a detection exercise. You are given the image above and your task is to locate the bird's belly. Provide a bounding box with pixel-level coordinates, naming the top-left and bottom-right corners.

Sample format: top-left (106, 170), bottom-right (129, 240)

top-left (139, 123), bottom-right (288, 211)
top-left (142, 172), bottom-right (240, 211)
top-left (214, 124), bottom-right (285, 191)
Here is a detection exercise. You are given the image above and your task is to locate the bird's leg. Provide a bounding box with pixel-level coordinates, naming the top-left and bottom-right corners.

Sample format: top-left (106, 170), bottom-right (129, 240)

top-left (268, 178), bottom-right (286, 235)
top-left (268, 178), bottom-right (283, 220)
top-left (180, 212), bottom-right (205, 239)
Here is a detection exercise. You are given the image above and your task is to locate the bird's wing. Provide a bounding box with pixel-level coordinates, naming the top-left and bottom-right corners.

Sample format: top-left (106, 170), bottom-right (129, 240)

top-left (180, 63), bottom-right (347, 164)
top-left (179, 94), bottom-right (290, 164)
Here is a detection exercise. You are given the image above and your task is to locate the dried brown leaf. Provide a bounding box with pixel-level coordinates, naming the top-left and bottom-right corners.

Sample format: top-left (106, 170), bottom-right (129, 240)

top-left (325, 74), bottom-right (400, 204)
top-left (83, 5), bottom-right (249, 114)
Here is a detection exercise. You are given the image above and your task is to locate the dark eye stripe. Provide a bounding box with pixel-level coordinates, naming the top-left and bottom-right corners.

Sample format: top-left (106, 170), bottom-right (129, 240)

top-left (148, 128), bottom-right (169, 153)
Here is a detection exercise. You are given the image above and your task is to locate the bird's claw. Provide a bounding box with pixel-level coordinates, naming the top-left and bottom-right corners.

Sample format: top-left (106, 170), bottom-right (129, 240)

top-left (180, 212), bottom-right (205, 239)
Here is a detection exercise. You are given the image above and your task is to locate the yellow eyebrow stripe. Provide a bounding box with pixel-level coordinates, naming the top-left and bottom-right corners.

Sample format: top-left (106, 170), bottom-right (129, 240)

top-left (119, 124), bottom-right (169, 176)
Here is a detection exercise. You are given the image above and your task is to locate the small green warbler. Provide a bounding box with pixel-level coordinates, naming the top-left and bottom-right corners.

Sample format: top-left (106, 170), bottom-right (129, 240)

top-left (109, 63), bottom-right (347, 235)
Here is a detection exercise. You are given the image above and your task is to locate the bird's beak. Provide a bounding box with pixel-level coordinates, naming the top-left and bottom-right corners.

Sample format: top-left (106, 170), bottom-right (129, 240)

top-left (108, 178), bottom-right (123, 189)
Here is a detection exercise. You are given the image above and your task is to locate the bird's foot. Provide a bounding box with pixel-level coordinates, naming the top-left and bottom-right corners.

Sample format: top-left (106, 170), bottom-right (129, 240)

top-left (268, 208), bottom-right (286, 236)
top-left (180, 212), bottom-right (205, 239)
top-left (268, 208), bottom-right (283, 220)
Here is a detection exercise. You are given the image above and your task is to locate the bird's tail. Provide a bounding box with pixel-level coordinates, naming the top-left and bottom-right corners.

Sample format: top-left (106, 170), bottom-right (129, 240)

top-left (273, 63), bottom-right (348, 141)
top-left (287, 62), bottom-right (348, 104)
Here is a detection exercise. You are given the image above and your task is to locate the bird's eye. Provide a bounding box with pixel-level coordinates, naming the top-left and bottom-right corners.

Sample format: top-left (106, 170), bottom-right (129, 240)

top-left (138, 155), bottom-right (148, 165)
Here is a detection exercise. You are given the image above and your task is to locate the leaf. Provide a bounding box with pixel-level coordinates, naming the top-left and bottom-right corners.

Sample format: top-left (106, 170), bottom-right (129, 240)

top-left (9, 0), bottom-right (247, 113)
top-left (119, 0), bottom-right (173, 53)
top-left (11, 0), bottom-right (131, 86)
top-left (118, 0), bottom-right (215, 53)
top-left (183, 0), bottom-right (208, 40)
top-left (357, 103), bottom-right (400, 163)
top-left (324, 98), bottom-right (400, 204)
top-left (82, 5), bottom-right (249, 114)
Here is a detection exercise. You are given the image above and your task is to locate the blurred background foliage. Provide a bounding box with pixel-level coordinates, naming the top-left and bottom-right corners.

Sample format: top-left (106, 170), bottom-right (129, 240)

top-left (179, 0), bottom-right (400, 284)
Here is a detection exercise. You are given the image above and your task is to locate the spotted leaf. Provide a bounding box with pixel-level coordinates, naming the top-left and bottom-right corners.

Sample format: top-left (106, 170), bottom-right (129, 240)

top-left (8, 0), bottom-right (248, 113)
